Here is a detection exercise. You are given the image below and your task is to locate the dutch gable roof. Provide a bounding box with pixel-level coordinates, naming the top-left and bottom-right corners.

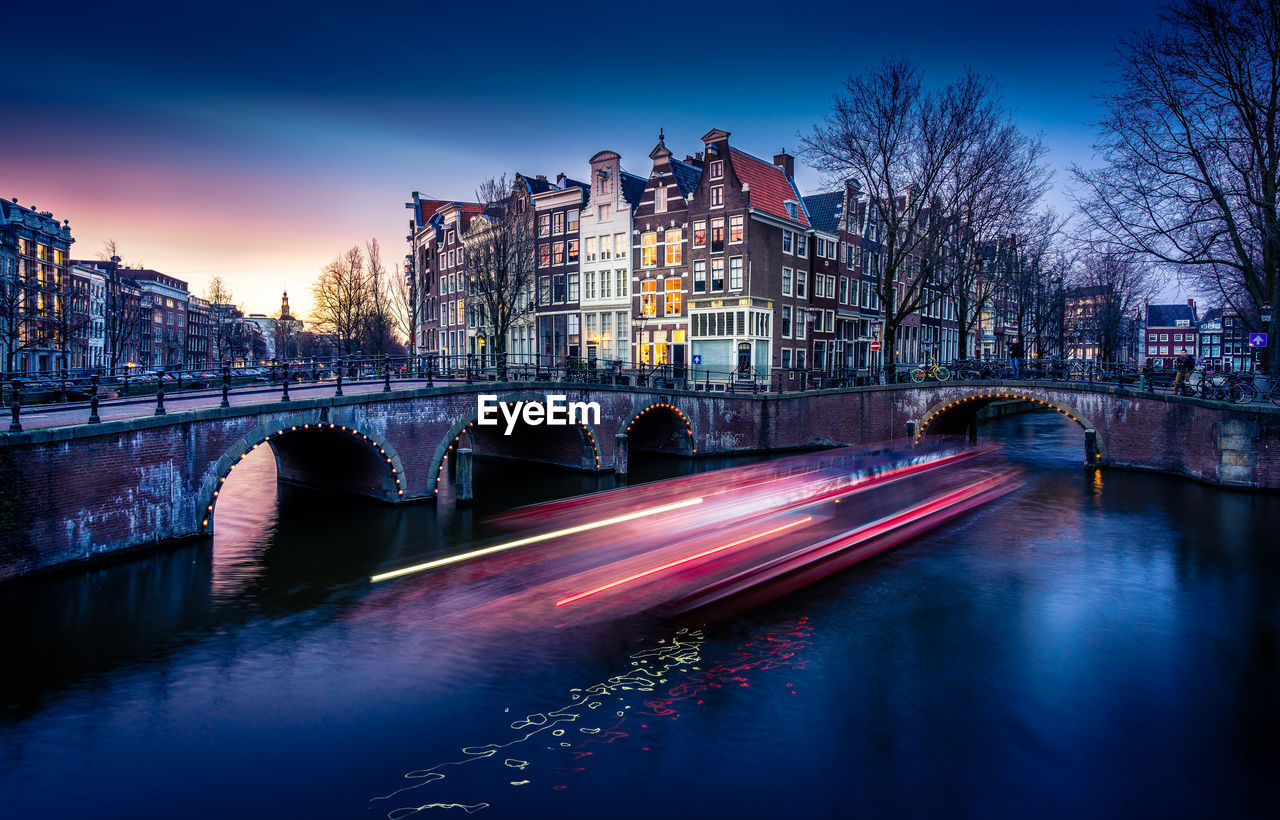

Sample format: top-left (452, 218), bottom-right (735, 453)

top-left (802, 191), bottom-right (843, 234)
top-left (1146, 303), bottom-right (1198, 328)
top-left (730, 148), bottom-right (811, 227)
top-left (669, 158), bottom-right (701, 198)
top-left (621, 171), bottom-right (647, 209)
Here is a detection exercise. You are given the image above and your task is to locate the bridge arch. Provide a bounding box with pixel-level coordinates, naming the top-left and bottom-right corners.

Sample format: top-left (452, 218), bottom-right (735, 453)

top-left (428, 395), bottom-right (603, 497)
top-left (620, 400), bottom-right (698, 455)
top-left (913, 387), bottom-right (1104, 460)
top-left (197, 417), bottom-right (405, 535)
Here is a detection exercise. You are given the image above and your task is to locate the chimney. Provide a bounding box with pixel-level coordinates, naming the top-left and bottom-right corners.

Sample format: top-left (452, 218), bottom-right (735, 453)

top-left (535, 174), bottom-right (546, 180)
top-left (556, 172), bottom-right (567, 187)
top-left (773, 149), bottom-right (795, 178)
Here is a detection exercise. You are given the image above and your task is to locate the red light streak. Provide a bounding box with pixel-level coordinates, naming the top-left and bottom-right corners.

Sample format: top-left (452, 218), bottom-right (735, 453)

top-left (555, 516), bottom-right (812, 607)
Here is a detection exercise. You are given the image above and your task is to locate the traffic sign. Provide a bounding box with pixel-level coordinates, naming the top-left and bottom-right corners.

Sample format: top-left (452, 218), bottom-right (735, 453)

top-left (1249, 332), bottom-right (1268, 348)
top-left (692, 354), bottom-right (702, 365)
top-left (870, 341), bottom-right (881, 351)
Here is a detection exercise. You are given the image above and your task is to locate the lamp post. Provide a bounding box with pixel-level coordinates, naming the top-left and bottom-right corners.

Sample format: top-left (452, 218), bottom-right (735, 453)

top-left (1260, 302), bottom-right (1272, 375)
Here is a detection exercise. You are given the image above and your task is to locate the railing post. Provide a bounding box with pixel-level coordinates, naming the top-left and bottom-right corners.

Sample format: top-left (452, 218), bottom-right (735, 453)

top-left (9, 381), bottom-right (22, 432)
top-left (221, 362), bottom-right (231, 408)
top-left (1085, 429), bottom-right (1099, 468)
top-left (89, 374), bottom-right (101, 424)
top-left (335, 360), bottom-right (344, 397)
top-left (155, 385), bottom-right (166, 415)
top-left (906, 419), bottom-right (916, 441)
top-left (383, 355), bottom-right (391, 392)
top-left (281, 361), bottom-right (291, 402)
top-left (425, 354), bottom-right (434, 387)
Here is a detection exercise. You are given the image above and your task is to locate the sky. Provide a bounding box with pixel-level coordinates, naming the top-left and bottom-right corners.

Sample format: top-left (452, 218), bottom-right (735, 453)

top-left (2, 0), bottom-right (1172, 320)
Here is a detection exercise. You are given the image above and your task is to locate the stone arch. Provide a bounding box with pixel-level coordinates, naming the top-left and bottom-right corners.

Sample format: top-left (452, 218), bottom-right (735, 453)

top-left (196, 415), bottom-right (405, 536)
top-left (912, 388), bottom-right (1103, 459)
top-left (427, 394), bottom-right (603, 497)
top-left (619, 400), bottom-right (698, 455)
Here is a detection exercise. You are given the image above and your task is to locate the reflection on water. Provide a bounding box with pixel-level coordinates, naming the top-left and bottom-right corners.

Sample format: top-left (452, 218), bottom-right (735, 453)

top-left (2, 413), bottom-right (1279, 819)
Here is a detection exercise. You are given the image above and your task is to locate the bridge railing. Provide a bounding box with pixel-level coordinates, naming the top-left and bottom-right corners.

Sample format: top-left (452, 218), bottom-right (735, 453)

top-left (3, 354), bottom-right (1272, 432)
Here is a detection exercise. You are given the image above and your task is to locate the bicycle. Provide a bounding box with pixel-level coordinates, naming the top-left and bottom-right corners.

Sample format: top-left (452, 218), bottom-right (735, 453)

top-left (910, 361), bottom-right (952, 383)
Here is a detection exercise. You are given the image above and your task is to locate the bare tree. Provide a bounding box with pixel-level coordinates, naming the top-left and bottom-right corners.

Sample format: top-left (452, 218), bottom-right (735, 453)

top-left (97, 240), bottom-right (147, 374)
top-left (204, 276), bottom-right (245, 363)
top-left (0, 256), bottom-right (40, 373)
top-left (310, 246), bottom-right (369, 355)
top-left (462, 176), bottom-right (537, 376)
top-left (388, 262), bottom-right (416, 356)
top-left (362, 238), bottom-right (397, 355)
top-left (803, 60), bottom-right (1038, 372)
top-left (1004, 210), bottom-right (1069, 358)
top-left (51, 275), bottom-right (92, 371)
top-left (1071, 0), bottom-right (1279, 371)
top-left (1067, 248), bottom-right (1157, 363)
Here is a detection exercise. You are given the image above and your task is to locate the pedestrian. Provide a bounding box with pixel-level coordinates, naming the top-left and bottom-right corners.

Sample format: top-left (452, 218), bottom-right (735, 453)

top-left (1174, 351), bottom-right (1195, 396)
top-left (1008, 338), bottom-right (1025, 379)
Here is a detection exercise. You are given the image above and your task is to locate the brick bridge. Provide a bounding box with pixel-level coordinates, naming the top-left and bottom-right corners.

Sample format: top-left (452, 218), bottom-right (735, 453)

top-left (1, 380), bottom-right (1278, 581)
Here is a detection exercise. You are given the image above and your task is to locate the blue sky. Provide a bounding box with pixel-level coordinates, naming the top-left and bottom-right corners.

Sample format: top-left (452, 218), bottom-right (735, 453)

top-left (2, 0), bottom-right (1168, 316)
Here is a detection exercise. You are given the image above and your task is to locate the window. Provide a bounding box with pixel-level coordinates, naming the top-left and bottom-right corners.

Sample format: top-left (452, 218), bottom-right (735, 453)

top-left (539, 244), bottom-right (551, 268)
top-left (783, 230), bottom-right (793, 254)
top-left (567, 209), bottom-right (579, 231)
top-left (615, 233), bottom-right (626, 258)
top-left (796, 271), bottom-right (808, 299)
top-left (665, 229), bottom-right (682, 265)
top-left (711, 220), bottom-right (725, 253)
top-left (711, 185), bottom-right (723, 207)
top-left (641, 232), bottom-right (657, 267)
top-left (797, 235), bottom-right (808, 258)
top-left (654, 185), bottom-right (667, 213)
top-left (568, 239), bottom-right (579, 262)
top-left (553, 212), bottom-right (565, 234)
top-left (553, 242), bottom-right (565, 265)
top-left (693, 221), bottom-right (706, 247)
top-left (730, 215), bottom-right (743, 243)
top-left (664, 278), bottom-right (681, 316)
top-left (599, 203), bottom-right (611, 221)
top-left (693, 260), bottom-right (707, 293)
top-left (729, 257), bottom-right (743, 290)
top-left (600, 268), bottom-right (612, 298)
top-left (782, 267), bottom-right (793, 296)
top-left (711, 259), bottom-right (725, 291)
top-left (710, 160), bottom-right (724, 179)
top-left (782, 306), bottom-right (793, 338)
top-left (568, 273), bottom-right (579, 302)
top-left (553, 274), bottom-right (566, 302)
top-left (795, 349), bottom-right (806, 369)
top-left (584, 271), bottom-right (596, 300)
top-left (538, 214), bottom-right (551, 237)
top-left (641, 279), bottom-right (658, 316)
top-left (616, 269), bottom-right (629, 297)
top-left (796, 312), bottom-right (807, 339)
top-left (781, 348), bottom-right (793, 369)
top-left (839, 277), bottom-right (849, 304)
top-left (586, 236), bottom-right (596, 261)
top-left (1160, 333), bottom-right (1169, 341)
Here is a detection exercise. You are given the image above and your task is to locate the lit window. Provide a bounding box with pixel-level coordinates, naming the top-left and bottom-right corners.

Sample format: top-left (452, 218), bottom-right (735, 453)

top-left (553, 242), bottom-right (565, 265)
top-left (664, 278), bottom-right (681, 316)
top-left (693, 221), bottom-right (706, 247)
top-left (553, 212), bottom-right (565, 234)
top-left (539, 245), bottom-right (551, 268)
top-left (641, 279), bottom-right (658, 316)
top-left (599, 203), bottom-right (612, 221)
top-left (586, 236), bottom-right (596, 261)
top-left (711, 220), bottom-right (725, 253)
top-left (641, 232), bottom-right (657, 267)
top-left (538, 214), bottom-right (551, 237)
top-left (665, 229), bottom-right (682, 265)
top-left (730, 215), bottom-right (743, 243)
top-left (615, 234), bottom-right (626, 258)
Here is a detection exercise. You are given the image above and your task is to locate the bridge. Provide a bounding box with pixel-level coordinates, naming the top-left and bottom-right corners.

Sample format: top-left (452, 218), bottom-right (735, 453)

top-left (1, 378), bottom-right (1278, 581)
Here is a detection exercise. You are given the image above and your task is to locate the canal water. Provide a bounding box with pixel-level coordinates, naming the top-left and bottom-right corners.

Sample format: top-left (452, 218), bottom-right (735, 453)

top-left (2, 412), bottom-right (1278, 819)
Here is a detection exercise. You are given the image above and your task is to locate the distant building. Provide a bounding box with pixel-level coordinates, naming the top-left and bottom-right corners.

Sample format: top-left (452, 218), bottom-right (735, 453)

top-left (186, 295), bottom-right (212, 367)
top-left (129, 269), bottom-right (190, 369)
top-left (1143, 300), bottom-right (1198, 368)
top-left (0, 197), bottom-right (75, 373)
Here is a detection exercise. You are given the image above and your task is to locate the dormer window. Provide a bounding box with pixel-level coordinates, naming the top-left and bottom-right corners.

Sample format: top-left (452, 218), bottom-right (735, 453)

top-left (785, 201), bottom-right (798, 220)
top-left (710, 160), bottom-right (724, 180)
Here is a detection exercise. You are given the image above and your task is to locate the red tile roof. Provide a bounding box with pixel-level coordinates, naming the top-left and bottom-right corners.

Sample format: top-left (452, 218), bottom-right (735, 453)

top-left (730, 149), bottom-right (810, 227)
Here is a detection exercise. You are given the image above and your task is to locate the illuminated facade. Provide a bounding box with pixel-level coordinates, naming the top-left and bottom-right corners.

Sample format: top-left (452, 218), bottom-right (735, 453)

top-left (0, 196), bottom-right (75, 373)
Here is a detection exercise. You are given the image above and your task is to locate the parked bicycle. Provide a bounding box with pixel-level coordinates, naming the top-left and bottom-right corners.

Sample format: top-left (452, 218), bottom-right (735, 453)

top-left (910, 360), bottom-right (952, 383)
